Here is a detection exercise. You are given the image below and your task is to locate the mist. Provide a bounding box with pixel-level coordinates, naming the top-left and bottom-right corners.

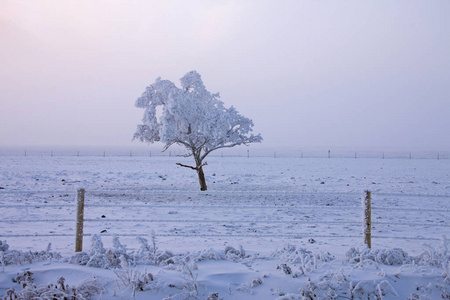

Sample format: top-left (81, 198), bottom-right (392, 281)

top-left (1, 0), bottom-right (449, 153)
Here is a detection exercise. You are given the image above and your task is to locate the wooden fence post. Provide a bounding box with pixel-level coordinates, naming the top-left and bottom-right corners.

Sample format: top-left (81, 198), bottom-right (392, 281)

top-left (75, 188), bottom-right (85, 252)
top-left (363, 190), bottom-right (372, 249)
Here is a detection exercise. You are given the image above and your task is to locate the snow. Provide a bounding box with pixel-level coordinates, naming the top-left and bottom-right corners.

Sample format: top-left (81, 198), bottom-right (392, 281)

top-left (0, 155), bottom-right (449, 299)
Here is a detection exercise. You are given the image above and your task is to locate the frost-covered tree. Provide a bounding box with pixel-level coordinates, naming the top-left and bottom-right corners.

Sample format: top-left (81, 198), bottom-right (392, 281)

top-left (133, 71), bottom-right (262, 191)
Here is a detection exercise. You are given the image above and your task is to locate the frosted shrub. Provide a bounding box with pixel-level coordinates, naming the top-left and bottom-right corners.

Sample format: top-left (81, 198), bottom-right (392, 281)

top-left (181, 261), bottom-right (200, 298)
top-left (68, 251), bottom-right (90, 266)
top-left (275, 294), bottom-right (302, 300)
top-left (0, 240), bottom-right (9, 252)
top-left (0, 242), bottom-right (61, 267)
top-left (12, 271), bottom-right (34, 288)
top-left (298, 270), bottom-right (349, 299)
top-left (190, 248), bottom-right (225, 262)
top-left (224, 245), bottom-right (248, 261)
top-left (69, 235), bottom-right (130, 269)
top-left (272, 244), bottom-right (334, 275)
top-left (112, 234), bottom-right (128, 255)
top-left (114, 255), bottom-right (155, 297)
top-left (345, 247), bottom-right (411, 265)
top-left (135, 236), bottom-right (154, 264)
top-left (135, 236), bottom-right (176, 266)
top-left (2, 276), bottom-right (103, 300)
top-left (186, 246), bottom-right (248, 264)
top-left (350, 279), bottom-right (398, 299)
top-left (85, 234), bottom-right (109, 268)
top-left (236, 277), bottom-right (263, 295)
top-left (415, 236), bottom-right (449, 268)
top-left (106, 234), bottom-right (130, 268)
top-left (206, 292), bottom-right (222, 300)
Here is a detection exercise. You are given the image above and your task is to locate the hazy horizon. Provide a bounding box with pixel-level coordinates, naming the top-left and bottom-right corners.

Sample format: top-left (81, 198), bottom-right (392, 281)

top-left (1, 1), bottom-right (449, 151)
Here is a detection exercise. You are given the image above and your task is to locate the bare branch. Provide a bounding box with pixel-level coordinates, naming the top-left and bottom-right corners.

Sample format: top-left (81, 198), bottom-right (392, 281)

top-left (176, 163), bottom-right (197, 170)
top-left (162, 141), bottom-right (176, 152)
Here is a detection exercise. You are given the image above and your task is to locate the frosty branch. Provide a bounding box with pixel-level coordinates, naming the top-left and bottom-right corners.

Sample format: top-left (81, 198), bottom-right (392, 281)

top-left (133, 71), bottom-right (262, 191)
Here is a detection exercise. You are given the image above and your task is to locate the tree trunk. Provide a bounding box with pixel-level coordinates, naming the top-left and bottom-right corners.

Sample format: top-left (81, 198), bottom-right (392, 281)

top-left (197, 166), bottom-right (207, 191)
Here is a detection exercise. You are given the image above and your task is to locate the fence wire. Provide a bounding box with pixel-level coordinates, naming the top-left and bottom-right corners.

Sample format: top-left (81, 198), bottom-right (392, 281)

top-left (0, 190), bottom-right (448, 245)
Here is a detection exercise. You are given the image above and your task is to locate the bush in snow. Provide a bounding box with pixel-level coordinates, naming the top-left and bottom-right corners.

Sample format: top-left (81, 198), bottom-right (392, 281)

top-left (346, 237), bottom-right (449, 270)
top-left (114, 255), bottom-right (156, 297)
top-left (350, 279), bottom-right (398, 299)
top-left (0, 242), bottom-right (61, 267)
top-left (206, 292), bottom-right (223, 300)
top-left (415, 236), bottom-right (449, 268)
top-left (68, 251), bottom-right (90, 266)
top-left (0, 240), bottom-right (8, 252)
top-left (190, 248), bottom-right (226, 262)
top-left (272, 244), bottom-right (334, 275)
top-left (345, 246), bottom-right (411, 266)
top-left (181, 261), bottom-right (200, 299)
top-left (12, 271), bottom-right (34, 288)
top-left (224, 245), bottom-right (248, 261)
top-left (69, 234), bottom-right (129, 269)
top-left (236, 277), bottom-right (263, 294)
top-left (2, 275), bottom-right (103, 300)
top-left (134, 235), bottom-right (175, 266)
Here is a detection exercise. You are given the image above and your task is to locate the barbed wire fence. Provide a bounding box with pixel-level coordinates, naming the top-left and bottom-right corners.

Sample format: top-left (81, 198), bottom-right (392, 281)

top-left (0, 148), bottom-right (449, 159)
top-left (0, 189), bottom-right (448, 253)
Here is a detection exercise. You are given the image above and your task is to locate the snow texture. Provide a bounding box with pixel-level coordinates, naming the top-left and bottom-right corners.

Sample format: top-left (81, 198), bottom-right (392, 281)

top-left (0, 155), bottom-right (449, 299)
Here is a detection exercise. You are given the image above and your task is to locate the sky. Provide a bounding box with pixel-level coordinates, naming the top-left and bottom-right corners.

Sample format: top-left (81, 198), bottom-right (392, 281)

top-left (1, 0), bottom-right (450, 152)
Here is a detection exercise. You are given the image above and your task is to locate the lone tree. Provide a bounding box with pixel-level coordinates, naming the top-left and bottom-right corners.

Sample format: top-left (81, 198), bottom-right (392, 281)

top-left (133, 71), bottom-right (262, 191)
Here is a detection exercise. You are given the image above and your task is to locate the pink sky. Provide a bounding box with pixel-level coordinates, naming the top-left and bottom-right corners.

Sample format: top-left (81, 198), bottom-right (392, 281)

top-left (1, 1), bottom-right (449, 151)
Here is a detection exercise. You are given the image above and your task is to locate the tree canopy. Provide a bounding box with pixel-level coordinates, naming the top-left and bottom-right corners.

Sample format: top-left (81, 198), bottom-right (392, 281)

top-left (134, 71), bottom-right (262, 190)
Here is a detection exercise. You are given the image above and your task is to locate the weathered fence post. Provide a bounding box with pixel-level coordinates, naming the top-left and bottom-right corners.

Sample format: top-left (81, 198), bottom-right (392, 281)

top-left (75, 188), bottom-right (85, 252)
top-left (363, 190), bottom-right (372, 249)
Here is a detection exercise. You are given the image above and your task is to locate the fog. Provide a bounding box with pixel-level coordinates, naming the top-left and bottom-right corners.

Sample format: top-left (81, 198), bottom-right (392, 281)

top-left (1, 0), bottom-right (449, 153)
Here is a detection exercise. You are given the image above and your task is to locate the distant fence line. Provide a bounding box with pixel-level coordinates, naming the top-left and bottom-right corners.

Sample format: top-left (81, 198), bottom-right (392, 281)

top-left (0, 149), bottom-right (448, 159)
top-left (1, 189), bottom-right (448, 253)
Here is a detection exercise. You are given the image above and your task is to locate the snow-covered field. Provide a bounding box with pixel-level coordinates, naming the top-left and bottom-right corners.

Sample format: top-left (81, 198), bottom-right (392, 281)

top-left (0, 155), bottom-right (449, 299)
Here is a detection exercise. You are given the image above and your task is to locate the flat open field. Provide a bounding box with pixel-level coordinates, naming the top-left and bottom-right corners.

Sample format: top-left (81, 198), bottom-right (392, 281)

top-left (0, 155), bottom-right (449, 299)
